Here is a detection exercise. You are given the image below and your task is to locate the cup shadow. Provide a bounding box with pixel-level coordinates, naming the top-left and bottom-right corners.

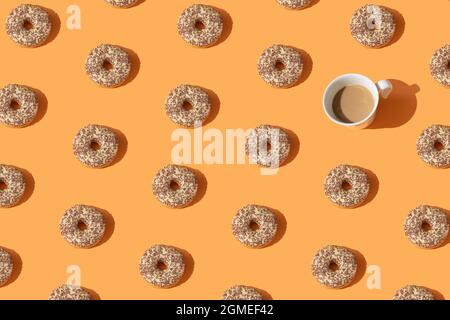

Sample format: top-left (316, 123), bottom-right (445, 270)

top-left (369, 80), bottom-right (419, 129)
top-left (93, 207), bottom-right (115, 247)
top-left (346, 248), bottom-right (367, 288)
top-left (185, 168), bottom-right (207, 208)
top-left (2, 248), bottom-right (22, 287)
top-left (265, 207), bottom-right (287, 248)
top-left (41, 7), bottom-right (60, 46)
top-left (200, 87), bottom-right (220, 126)
top-left (27, 86), bottom-right (48, 126)
top-left (174, 247), bottom-right (194, 287)
top-left (209, 7), bottom-right (233, 47)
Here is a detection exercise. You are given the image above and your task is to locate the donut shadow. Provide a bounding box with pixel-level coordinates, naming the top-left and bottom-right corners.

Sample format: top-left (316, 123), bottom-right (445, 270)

top-left (357, 167), bottom-right (379, 207)
top-left (308, 0), bottom-right (320, 8)
top-left (27, 86), bottom-right (48, 126)
top-left (2, 248), bottom-right (22, 287)
top-left (383, 7), bottom-right (405, 47)
top-left (117, 47), bottom-right (141, 87)
top-left (279, 0), bottom-right (320, 10)
top-left (108, 127), bottom-right (128, 167)
top-left (425, 287), bottom-right (445, 300)
top-left (83, 287), bottom-right (101, 300)
top-left (124, 0), bottom-right (146, 8)
top-left (438, 208), bottom-right (450, 248)
top-left (199, 87), bottom-right (220, 126)
top-left (185, 168), bottom-right (207, 208)
top-left (258, 288), bottom-right (273, 300)
top-left (13, 167), bottom-right (35, 207)
top-left (41, 7), bottom-right (61, 46)
top-left (369, 80), bottom-right (419, 129)
top-left (209, 7), bottom-right (233, 47)
top-left (264, 207), bottom-right (287, 248)
top-left (93, 207), bottom-right (115, 247)
top-left (280, 127), bottom-right (300, 167)
top-left (297, 49), bottom-right (313, 85)
top-left (173, 247), bottom-right (194, 287)
top-left (346, 248), bottom-right (367, 288)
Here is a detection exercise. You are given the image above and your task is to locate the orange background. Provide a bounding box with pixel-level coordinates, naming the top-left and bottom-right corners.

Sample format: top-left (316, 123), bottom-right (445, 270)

top-left (0, 0), bottom-right (449, 300)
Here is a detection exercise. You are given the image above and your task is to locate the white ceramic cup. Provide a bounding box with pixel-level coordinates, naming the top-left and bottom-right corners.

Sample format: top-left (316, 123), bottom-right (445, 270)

top-left (323, 73), bottom-right (393, 129)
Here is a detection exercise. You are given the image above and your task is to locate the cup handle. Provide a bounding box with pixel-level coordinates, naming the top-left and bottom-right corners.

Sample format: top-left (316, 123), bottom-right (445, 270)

top-left (376, 80), bottom-right (393, 99)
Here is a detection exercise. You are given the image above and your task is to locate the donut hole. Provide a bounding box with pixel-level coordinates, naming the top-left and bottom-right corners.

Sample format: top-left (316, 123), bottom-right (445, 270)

top-left (249, 220), bottom-right (260, 231)
top-left (434, 140), bottom-right (445, 151)
top-left (328, 261), bottom-right (339, 272)
top-left (9, 99), bottom-right (20, 111)
top-left (0, 180), bottom-right (7, 191)
top-left (169, 180), bottom-right (180, 191)
top-left (77, 220), bottom-right (88, 231)
top-left (447, 61), bottom-right (450, 70)
top-left (194, 19), bottom-right (205, 31)
top-left (182, 100), bottom-right (193, 111)
top-left (341, 180), bottom-right (352, 191)
top-left (89, 140), bottom-right (101, 151)
top-left (421, 221), bottom-right (432, 232)
top-left (367, 17), bottom-right (378, 30)
top-left (102, 59), bottom-right (114, 71)
top-left (22, 19), bottom-right (33, 31)
top-left (275, 60), bottom-right (286, 71)
top-left (156, 260), bottom-right (167, 271)
top-left (266, 141), bottom-right (272, 153)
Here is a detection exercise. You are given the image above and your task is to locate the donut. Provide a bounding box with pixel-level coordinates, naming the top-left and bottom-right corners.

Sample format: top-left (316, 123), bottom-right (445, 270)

top-left (393, 285), bottom-right (435, 300)
top-left (139, 244), bottom-right (185, 288)
top-left (350, 4), bottom-right (396, 48)
top-left (324, 165), bottom-right (370, 208)
top-left (222, 285), bottom-right (264, 300)
top-left (276, 0), bottom-right (311, 10)
top-left (72, 124), bottom-right (119, 168)
top-left (6, 4), bottom-right (52, 47)
top-left (59, 205), bottom-right (106, 248)
top-left (177, 4), bottom-right (223, 47)
top-left (105, 0), bottom-right (139, 8)
top-left (430, 45), bottom-right (450, 87)
top-left (232, 205), bottom-right (278, 248)
top-left (404, 205), bottom-right (449, 249)
top-left (0, 247), bottom-right (13, 286)
top-left (311, 245), bottom-right (357, 289)
top-left (85, 44), bottom-right (131, 88)
top-left (165, 85), bottom-right (211, 127)
top-left (416, 125), bottom-right (450, 168)
top-left (49, 285), bottom-right (91, 300)
top-left (152, 165), bottom-right (198, 208)
top-left (258, 45), bottom-right (303, 88)
top-left (0, 164), bottom-right (25, 208)
top-left (0, 84), bottom-right (38, 127)
top-left (245, 125), bottom-right (291, 168)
